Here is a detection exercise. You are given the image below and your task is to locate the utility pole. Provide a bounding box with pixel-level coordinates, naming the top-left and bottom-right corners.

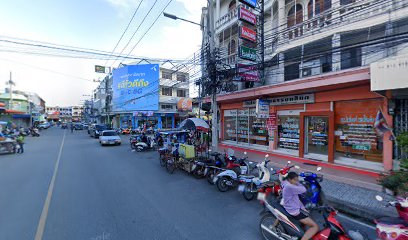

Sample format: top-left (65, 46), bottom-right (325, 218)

top-left (6, 72), bottom-right (15, 110)
top-left (208, 0), bottom-right (218, 151)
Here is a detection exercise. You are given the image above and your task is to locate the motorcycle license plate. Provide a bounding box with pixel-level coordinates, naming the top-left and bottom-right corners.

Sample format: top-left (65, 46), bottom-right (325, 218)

top-left (238, 184), bottom-right (245, 192)
top-left (257, 192), bottom-right (266, 201)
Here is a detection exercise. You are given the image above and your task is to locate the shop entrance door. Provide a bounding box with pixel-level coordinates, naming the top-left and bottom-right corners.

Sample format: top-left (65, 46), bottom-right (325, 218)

top-left (304, 116), bottom-right (329, 161)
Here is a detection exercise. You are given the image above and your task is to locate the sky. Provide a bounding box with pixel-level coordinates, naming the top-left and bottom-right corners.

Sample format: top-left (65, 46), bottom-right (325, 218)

top-left (0, 0), bottom-right (206, 106)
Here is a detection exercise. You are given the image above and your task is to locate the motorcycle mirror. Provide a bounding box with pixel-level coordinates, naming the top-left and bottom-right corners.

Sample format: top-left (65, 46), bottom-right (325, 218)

top-left (265, 154), bottom-right (269, 158)
top-left (270, 168), bottom-right (274, 171)
top-left (375, 195), bottom-right (384, 202)
top-left (294, 166), bottom-right (300, 169)
top-left (244, 151), bottom-right (247, 155)
top-left (288, 161), bottom-right (291, 164)
top-left (208, 149), bottom-right (212, 152)
top-left (317, 167), bottom-right (322, 172)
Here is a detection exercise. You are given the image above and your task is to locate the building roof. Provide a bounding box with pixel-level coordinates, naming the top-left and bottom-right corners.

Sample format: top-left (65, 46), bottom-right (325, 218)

top-left (0, 93), bottom-right (28, 101)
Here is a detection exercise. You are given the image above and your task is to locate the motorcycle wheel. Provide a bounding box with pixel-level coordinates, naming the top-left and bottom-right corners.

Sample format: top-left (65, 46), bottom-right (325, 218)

top-left (318, 191), bottom-right (327, 206)
top-left (192, 166), bottom-right (205, 179)
top-left (136, 147), bottom-right (142, 152)
top-left (206, 170), bottom-right (215, 185)
top-left (160, 155), bottom-right (167, 167)
top-left (216, 176), bottom-right (230, 192)
top-left (166, 159), bottom-right (175, 174)
top-left (259, 213), bottom-right (285, 240)
top-left (131, 143), bottom-right (137, 149)
top-left (243, 183), bottom-right (256, 201)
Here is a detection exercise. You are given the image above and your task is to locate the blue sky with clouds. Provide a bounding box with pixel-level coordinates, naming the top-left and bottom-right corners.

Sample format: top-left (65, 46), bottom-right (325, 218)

top-left (0, 0), bottom-right (205, 105)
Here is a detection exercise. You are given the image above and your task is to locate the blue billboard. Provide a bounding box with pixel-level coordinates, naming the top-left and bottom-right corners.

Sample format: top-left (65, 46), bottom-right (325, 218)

top-left (112, 64), bottom-right (159, 112)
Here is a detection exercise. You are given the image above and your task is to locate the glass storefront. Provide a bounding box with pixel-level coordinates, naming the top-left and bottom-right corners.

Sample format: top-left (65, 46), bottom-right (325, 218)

top-left (278, 116), bottom-right (300, 150)
top-left (223, 108), bottom-right (269, 147)
top-left (305, 116), bottom-right (329, 156)
top-left (334, 100), bottom-right (383, 162)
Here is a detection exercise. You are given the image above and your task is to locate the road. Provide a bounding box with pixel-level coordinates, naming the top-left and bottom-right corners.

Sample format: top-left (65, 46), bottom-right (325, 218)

top-left (0, 127), bottom-right (377, 240)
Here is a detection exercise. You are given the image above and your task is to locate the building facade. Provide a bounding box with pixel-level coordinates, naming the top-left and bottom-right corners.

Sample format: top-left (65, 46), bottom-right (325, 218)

top-left (202, 0), bottom-right (408, 172)
top-left (45, 106), bottom-right (83, 122)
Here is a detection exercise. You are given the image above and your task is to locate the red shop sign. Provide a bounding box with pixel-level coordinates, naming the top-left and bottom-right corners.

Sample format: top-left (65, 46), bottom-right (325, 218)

top-left (237, 64), bottom-right (259, 81)
top-left (267, 113), bottom-right (277, 131)
top-left (239, 26), bottom-right (257, 42)
top-left (238, 7), bottom-right (257, 25)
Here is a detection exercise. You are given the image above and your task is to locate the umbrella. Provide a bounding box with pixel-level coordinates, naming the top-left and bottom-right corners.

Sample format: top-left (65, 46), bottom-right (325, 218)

top-left (178, 118), bottom-right (210, 132)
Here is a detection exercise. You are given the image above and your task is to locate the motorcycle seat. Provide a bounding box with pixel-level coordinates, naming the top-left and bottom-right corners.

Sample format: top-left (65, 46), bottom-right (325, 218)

top-left (269, 198), bottom-right (305, 237)
top-left (377, 217), bottom-right (408, 227)
top-left (261, 181), bottom-right (276, 187)
top-left (210, 152), bottom-right (222, 157)
top-left (240, 175), bottom-right (256, 179)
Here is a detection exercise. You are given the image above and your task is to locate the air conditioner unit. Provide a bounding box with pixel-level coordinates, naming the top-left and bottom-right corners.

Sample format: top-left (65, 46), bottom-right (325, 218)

top-left (301, 60), bottom-right (322, 77)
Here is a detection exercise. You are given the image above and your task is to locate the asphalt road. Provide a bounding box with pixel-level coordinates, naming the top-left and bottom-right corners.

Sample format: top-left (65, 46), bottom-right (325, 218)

top-left (0, 127), bottom-right (377, 240)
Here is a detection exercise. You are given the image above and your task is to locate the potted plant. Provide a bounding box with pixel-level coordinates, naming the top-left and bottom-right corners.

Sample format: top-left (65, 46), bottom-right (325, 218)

top-left (379, 132), bottom-right (408, 197)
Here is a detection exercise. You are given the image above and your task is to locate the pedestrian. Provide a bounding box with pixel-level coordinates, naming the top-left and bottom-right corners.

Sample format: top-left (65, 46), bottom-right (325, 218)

top-left (70, 123), bottom-right (74, 133)
top-left (16, 133), bottom-right (25, 154)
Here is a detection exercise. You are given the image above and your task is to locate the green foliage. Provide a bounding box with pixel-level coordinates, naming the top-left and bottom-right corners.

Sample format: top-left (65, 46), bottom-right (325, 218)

top-left (379, 132), bottom-right (408, 196)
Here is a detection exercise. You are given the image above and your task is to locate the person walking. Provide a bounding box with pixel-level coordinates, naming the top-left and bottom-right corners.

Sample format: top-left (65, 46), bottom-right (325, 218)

top-left (16, 133), bottom-right (25, 154)
top-left (70, 123), bottom-right (74, 133)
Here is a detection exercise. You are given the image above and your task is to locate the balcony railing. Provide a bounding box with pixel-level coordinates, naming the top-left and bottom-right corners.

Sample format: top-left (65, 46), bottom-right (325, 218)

top-left (216, 7), bottom-right (238, 30)
top-left (220, 53), bottom-right (237, 65)
top-left (276, 0), bottom-right (407, 45)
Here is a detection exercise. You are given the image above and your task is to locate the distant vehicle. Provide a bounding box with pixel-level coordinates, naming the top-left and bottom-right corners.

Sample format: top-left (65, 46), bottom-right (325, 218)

top-left (88, 124), bottom-right (95, 134)
top-left (73, 123), bottom-right (84, 130)
top-left (99, 130), bottom-right (121, 146)
top-left (61, 123), bottom-right (68, 129)
top-left (38, 122), bottom-right (51, 129)
top-left (90, 124), bottom-right (108, 138)
top-left (82, 123), bottom-right (89, 129)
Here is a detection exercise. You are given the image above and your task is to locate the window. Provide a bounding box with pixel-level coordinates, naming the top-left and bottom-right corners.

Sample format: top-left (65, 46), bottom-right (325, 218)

top-left (228, 1), bottom-right (236, 11)
top-left (228, 39), bottom-right (236, 55)
top-left (287, 4), bottom-right (303, 27)
top-left (177, 90), bottom-right (186, 97)
top-left (162, 87), bottom-right (172, 96)
top-left (162, 71), bottom-right (172, 80)
top-left (161, 104), bottom-right (173, 110)
top-left (177, 74), bottom-right (187, 82)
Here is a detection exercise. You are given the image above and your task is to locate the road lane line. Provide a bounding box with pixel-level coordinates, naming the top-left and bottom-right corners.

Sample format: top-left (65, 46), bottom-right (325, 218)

top-left (34, 130), bottom-right (66, 240)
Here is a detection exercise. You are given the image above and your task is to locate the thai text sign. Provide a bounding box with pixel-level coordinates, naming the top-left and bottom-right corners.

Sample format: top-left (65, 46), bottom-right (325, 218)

top-left (239, 45), bottom-right (257, 61)
top-left (237, 64), bottom-right (259, 81)
top-left (239, 26), bottom-right (257, 42)
top-left (112, 64), bottom-right (159, 112)
top-left (268, 94), bottom-right (314, 106)
top-left (256, 99), bottom-right (270, 118)
top-left (238, 7), bottom-right (257, 25)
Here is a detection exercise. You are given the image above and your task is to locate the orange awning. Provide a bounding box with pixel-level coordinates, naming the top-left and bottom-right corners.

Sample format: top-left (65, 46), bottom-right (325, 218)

top-left (5, 109), bottom-right (25, 114)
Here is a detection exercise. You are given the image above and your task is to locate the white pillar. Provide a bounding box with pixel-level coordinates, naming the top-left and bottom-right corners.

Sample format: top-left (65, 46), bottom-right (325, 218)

top-left (332, 33), bottom-right (341, 71)
top-left (332, 0), bottom-right (340, 22)
top-left (216, 0), bottom-right (220, 20)
top-left (278, 0), bottom-right (286, 43)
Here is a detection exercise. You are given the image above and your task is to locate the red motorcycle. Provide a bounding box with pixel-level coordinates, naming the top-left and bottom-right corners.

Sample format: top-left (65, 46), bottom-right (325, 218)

top-left (259, 195), bottom-right (365, 240)
top-left (205, 149), bottom-right (247, 185)
top-left (375, 195), bottom-right (408, 240)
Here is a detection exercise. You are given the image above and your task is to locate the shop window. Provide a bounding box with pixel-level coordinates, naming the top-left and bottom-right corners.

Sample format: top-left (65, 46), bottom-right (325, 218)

top-left (249, 109), bottom-right (269, 146)
top-left (161, 104), bottom-right (173, 110)
top-left (237, 109), bottom-right (249, 144)
top-left (177, 74), bottom-right (187, 82)
top-left (223, 109), bottom-right (237, 142)
top-left (162, 71), bottom-right (172, 80)
top-left (278, 116), bottom-right (300, 151)
top-left (334, 99), bottom-right (383, 162)
top-left (162, 87), bottom-right (172, 96)
top-left (177, 89), bottom-right (186, 97)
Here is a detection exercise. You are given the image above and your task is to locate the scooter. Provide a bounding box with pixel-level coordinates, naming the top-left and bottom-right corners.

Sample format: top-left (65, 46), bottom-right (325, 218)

top-left (135, 137), bottom-right (156, 152)
top-left (204, 149), bottom-right (240, 185)
top-left (258, 195), bottom-right (366, 240)
top-left (31, 128), bottom-right (40, 137)
top-left (298, 167), bottom-right (326, 209)
top-left (214, 153), bottom-right (258, 192)
top-left (239, 156), bottom-right (273, 201)
top-left (375, 195), bottom-right (408, 240)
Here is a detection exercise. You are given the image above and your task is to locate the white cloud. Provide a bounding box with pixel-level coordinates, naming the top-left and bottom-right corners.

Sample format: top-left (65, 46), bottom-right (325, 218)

top-left (176, 0), bottom-right (207, 17)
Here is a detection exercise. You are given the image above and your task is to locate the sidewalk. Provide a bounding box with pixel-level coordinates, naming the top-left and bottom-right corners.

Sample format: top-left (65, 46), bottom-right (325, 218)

top-left (217, 144), bottom-right (397, 221)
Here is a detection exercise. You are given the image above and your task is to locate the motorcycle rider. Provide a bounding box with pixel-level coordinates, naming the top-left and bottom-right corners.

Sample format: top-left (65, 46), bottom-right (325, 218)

top-left (281, 172), bottom-right (319, 240)
top-left (141, 132), bottom-right (148, 144)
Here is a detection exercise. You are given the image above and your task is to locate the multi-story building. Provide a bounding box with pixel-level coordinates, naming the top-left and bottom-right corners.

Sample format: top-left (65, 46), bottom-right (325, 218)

top-left (202, 0), bottom-right (408, 172)
top-left (106, 65), bottom-right (191, 130)
top-left (45, 106), bottom-right (83, 122)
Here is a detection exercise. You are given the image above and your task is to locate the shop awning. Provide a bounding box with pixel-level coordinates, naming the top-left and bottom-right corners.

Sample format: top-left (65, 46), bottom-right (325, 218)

top-left (5, 109), bottom-right (25, 114)
top-left (12, 114), bottom-right (31, 119)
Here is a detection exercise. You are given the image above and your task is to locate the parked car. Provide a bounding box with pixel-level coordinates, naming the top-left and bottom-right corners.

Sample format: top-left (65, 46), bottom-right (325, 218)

top-left (99, 130), bottom-right (121, 146)
top-left (90, 124), bottom-right (108, 138)
top-left (73, 123), bottom-right (84, 130)
top-left (82, 123), bottom-right (89, 129)
top-left (38, 122), bottom-right (51, 129)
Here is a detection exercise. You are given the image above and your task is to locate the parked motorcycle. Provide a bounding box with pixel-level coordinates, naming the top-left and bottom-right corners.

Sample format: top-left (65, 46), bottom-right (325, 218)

top-left (204, 149), bottom-right (240, 185)
top-left (239, 156), bottom-right (273, 201)
top-left (298, 167), bottom-right (326, 209)
top-left (135, 137), bottom-right (156, 152)
top-left (375, 195), bottom-right (408, 240)
top-left (31, 128), bottom-right (40, 137)
top-left (214, 153), bottom-right (257, 192)
top-left (258, 195), bottom-right (366, 240)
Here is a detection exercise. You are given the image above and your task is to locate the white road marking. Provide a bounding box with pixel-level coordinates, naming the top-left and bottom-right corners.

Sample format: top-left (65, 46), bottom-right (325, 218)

top-left (34, 130), bottom-right (66, 240)
top-left (338, 213), bottom-right (376, 230)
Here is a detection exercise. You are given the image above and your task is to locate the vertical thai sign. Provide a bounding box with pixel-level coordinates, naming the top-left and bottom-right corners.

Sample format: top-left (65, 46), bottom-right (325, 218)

top-left (239, 45), bottom-right (257, 61)
top-left (256, 99), bottom-right (270, 118)
top-left (239, 0), bottom-right (257, 8)
top-left (238, 7), bottom-right (257, 25)
top-left (237, 64), bottom-right (259, 81)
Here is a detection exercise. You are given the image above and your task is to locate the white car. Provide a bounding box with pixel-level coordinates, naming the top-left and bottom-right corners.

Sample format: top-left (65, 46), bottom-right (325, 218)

top-left (99, 130), bottom-right (121, 146)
